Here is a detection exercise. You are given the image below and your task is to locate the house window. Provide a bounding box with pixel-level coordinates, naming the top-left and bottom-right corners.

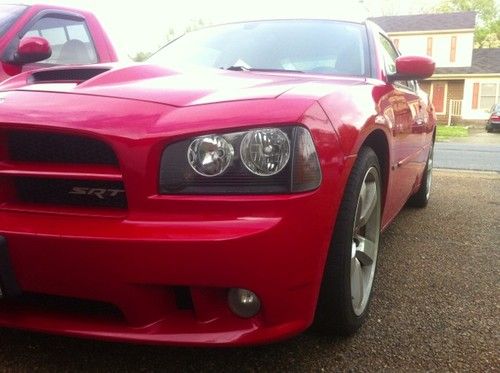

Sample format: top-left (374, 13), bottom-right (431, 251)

top-left (426, 37), bottom-right (433, 56)
top-left (479, 83), bottom-right (500, 110)
top-left (450, 36), bottom-right (457, 63)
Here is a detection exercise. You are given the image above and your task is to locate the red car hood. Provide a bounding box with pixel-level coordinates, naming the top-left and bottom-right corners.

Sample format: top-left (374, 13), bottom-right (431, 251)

top-left (0, 64), bottom-right (365, 107)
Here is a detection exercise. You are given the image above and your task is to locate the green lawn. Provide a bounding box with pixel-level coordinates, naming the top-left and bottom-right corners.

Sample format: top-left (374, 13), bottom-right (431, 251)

top-left (436, 125), bottom-right (469, 141)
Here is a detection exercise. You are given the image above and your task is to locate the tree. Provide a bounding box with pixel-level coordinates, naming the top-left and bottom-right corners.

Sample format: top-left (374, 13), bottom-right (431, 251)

top-left (165, 28), bottom-right (177, 44)
top-left (131, 51), bottom-right (152, 62)
top-left (475, 31), bottom-right (500, 47)
top-left (130, 19), bottom-right (210, 62)
top-left (433, 0), bottom-right (500, 47)
top-left (184, 18), bottom-right (208, 33)
top-left (435, 0), bottom-right (498, 24)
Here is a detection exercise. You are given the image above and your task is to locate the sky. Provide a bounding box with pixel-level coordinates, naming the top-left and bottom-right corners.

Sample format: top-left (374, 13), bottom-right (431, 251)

top-left (0, 0), bottom-right (482, 57)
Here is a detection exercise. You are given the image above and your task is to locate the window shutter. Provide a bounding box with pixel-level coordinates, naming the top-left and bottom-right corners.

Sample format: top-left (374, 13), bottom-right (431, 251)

top-left (427, 37), bottom-right (433, 56)
top-left (450, 36), bottom-right (457, 62)
top-left (472, 83), bottom-right (479, 109)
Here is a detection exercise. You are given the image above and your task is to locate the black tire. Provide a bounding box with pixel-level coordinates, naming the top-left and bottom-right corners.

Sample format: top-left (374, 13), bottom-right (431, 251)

top-left (314, 146), bottom-right (382, 335)
top-left (407, 142), bottom-right (434, 208)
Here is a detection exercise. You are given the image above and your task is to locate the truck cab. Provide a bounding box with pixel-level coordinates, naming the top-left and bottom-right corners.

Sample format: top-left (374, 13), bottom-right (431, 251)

top-left (0, 4), bottom-right (117, 81)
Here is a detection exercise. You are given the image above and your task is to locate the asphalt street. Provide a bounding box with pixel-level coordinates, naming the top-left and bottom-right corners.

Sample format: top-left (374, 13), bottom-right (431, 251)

top-left (434, 142), bottom-right (500, 172)
top-left (0, 169), bottom-right (498, 372)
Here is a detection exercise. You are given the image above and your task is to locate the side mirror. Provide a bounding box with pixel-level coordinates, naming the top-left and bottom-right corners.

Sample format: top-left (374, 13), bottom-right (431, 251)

top-left (388, 55), bottom-right (435, 82)
top-left (15, 36), bottom-right (52, 65)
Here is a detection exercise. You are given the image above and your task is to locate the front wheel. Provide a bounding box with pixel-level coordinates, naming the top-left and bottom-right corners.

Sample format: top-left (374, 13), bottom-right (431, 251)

top-left (314, 147), bottom-right (382, 335)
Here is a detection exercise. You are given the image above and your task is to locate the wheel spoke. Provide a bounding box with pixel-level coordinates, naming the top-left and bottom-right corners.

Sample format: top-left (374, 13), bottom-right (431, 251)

top-left (356, 180), bottom-right (377, 230)
top-left (355, 235), bottom-right (377, 266)
top-left (355, 182), bottom-right (366, 228)
top-left (350, 257), bottom-right (364, 308)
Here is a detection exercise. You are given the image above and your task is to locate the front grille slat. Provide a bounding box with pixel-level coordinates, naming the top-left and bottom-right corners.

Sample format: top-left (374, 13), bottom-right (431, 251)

top-left (0, 161), bottom-right (122, 181)
top-left (1, 130), bottom-right (126, 210)
top-left (0, 292), bottom-right (125, 321)
top-left (8, 131), bottom-right (118, 165)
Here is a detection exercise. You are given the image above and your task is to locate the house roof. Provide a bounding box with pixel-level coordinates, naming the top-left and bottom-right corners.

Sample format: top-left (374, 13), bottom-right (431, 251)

top-left (434, 48), bottom-right (500, 75)
top-left (369, 12), bottom-right (476, 32)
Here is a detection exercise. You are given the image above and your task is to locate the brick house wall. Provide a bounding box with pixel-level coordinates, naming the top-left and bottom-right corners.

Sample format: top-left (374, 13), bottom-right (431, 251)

top-left (420, 81), bottom-right (431, 94)
top-left (420, 80), bottom-right (465, 124)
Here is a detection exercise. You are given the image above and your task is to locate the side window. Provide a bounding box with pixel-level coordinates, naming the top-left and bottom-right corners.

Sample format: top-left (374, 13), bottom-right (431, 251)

top-left (23, 16), bottom-right (98, 65)
top-left (379, 34), bottom-right (398, 76)
top-left (379, 34), bottom-right (417, 91)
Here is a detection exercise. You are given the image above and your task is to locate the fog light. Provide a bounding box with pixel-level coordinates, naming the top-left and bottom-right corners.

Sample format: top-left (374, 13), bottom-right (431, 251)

top-left (228, 288), bottom-right (261, 318)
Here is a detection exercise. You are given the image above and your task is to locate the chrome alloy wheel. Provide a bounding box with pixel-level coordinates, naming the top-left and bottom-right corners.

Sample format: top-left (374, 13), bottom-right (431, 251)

top-left (426, 145), bottom-right (434, 200)
top-left (351, 166), bottom-right (381, 316)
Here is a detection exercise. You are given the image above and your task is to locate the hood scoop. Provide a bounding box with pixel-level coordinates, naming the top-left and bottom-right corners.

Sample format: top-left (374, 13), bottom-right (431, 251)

top-left (28, 67), bottom-right (111, 84)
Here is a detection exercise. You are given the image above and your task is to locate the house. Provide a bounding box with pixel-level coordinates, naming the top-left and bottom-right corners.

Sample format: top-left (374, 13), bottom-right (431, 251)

top-left (370, 12), bottom-right (500, 125)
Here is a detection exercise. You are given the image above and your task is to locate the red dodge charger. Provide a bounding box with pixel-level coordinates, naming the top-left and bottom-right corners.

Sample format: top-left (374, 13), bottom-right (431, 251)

top-left (0, 19), bottom-right (435, 345)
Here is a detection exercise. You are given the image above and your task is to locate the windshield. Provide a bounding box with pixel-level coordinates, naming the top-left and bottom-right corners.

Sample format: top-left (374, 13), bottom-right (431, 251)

top-left (0, 4), bottom-right (27, 37)
top-left (149, 20), bottom-right (368, 76)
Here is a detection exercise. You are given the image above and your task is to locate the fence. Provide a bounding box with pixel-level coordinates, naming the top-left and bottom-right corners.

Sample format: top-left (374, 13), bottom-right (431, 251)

top-left (447, 99), bottom-right (462, 126)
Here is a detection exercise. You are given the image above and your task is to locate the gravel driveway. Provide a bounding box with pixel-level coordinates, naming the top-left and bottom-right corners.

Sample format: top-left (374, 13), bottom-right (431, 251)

top-left (0, 170), bottom-right (498, 372)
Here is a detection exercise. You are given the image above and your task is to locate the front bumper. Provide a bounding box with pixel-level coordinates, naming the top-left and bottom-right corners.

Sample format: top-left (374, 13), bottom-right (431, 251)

top-left (0, 92), bottom-right (347, 345)
top-left (486, 120), bottom-right (500, 131)
top-left (0, 193), bottom-right (335, 346)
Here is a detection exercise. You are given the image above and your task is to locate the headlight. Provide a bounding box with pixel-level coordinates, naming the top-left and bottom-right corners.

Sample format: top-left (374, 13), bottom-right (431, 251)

top-left (240, 128), bottom-right (290, 176)
top-left (187, 135), bottom-right (234, 177)
top-left (159, 126), bottom-right (321, 194)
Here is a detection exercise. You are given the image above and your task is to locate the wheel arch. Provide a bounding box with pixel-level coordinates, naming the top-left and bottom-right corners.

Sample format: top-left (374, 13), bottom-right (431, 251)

top-left (358, 129), bottom-right (390, 212)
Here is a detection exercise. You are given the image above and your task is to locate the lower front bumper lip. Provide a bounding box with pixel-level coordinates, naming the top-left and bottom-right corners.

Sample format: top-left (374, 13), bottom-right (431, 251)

top-left (0, 300), bottom-right (309, 346)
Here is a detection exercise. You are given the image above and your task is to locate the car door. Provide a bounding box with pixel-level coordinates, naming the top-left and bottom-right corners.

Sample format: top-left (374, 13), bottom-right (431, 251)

top-left (19, 12), bottom-right (99, 73)
top-left (377, 34), bottom-right (425, 219)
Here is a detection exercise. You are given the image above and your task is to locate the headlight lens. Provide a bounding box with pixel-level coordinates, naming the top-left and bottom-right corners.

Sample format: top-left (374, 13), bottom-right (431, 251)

top-left (240, 128), bottom-right (290, 176)
top-left (159, 126), bottom-right (321, 194)
top-left (187, 135), bottom-right (234, 177)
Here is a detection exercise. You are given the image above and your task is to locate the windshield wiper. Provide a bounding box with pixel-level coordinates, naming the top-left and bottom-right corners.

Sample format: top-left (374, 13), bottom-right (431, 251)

top-left (224, 66), bottom-right (304, 73)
